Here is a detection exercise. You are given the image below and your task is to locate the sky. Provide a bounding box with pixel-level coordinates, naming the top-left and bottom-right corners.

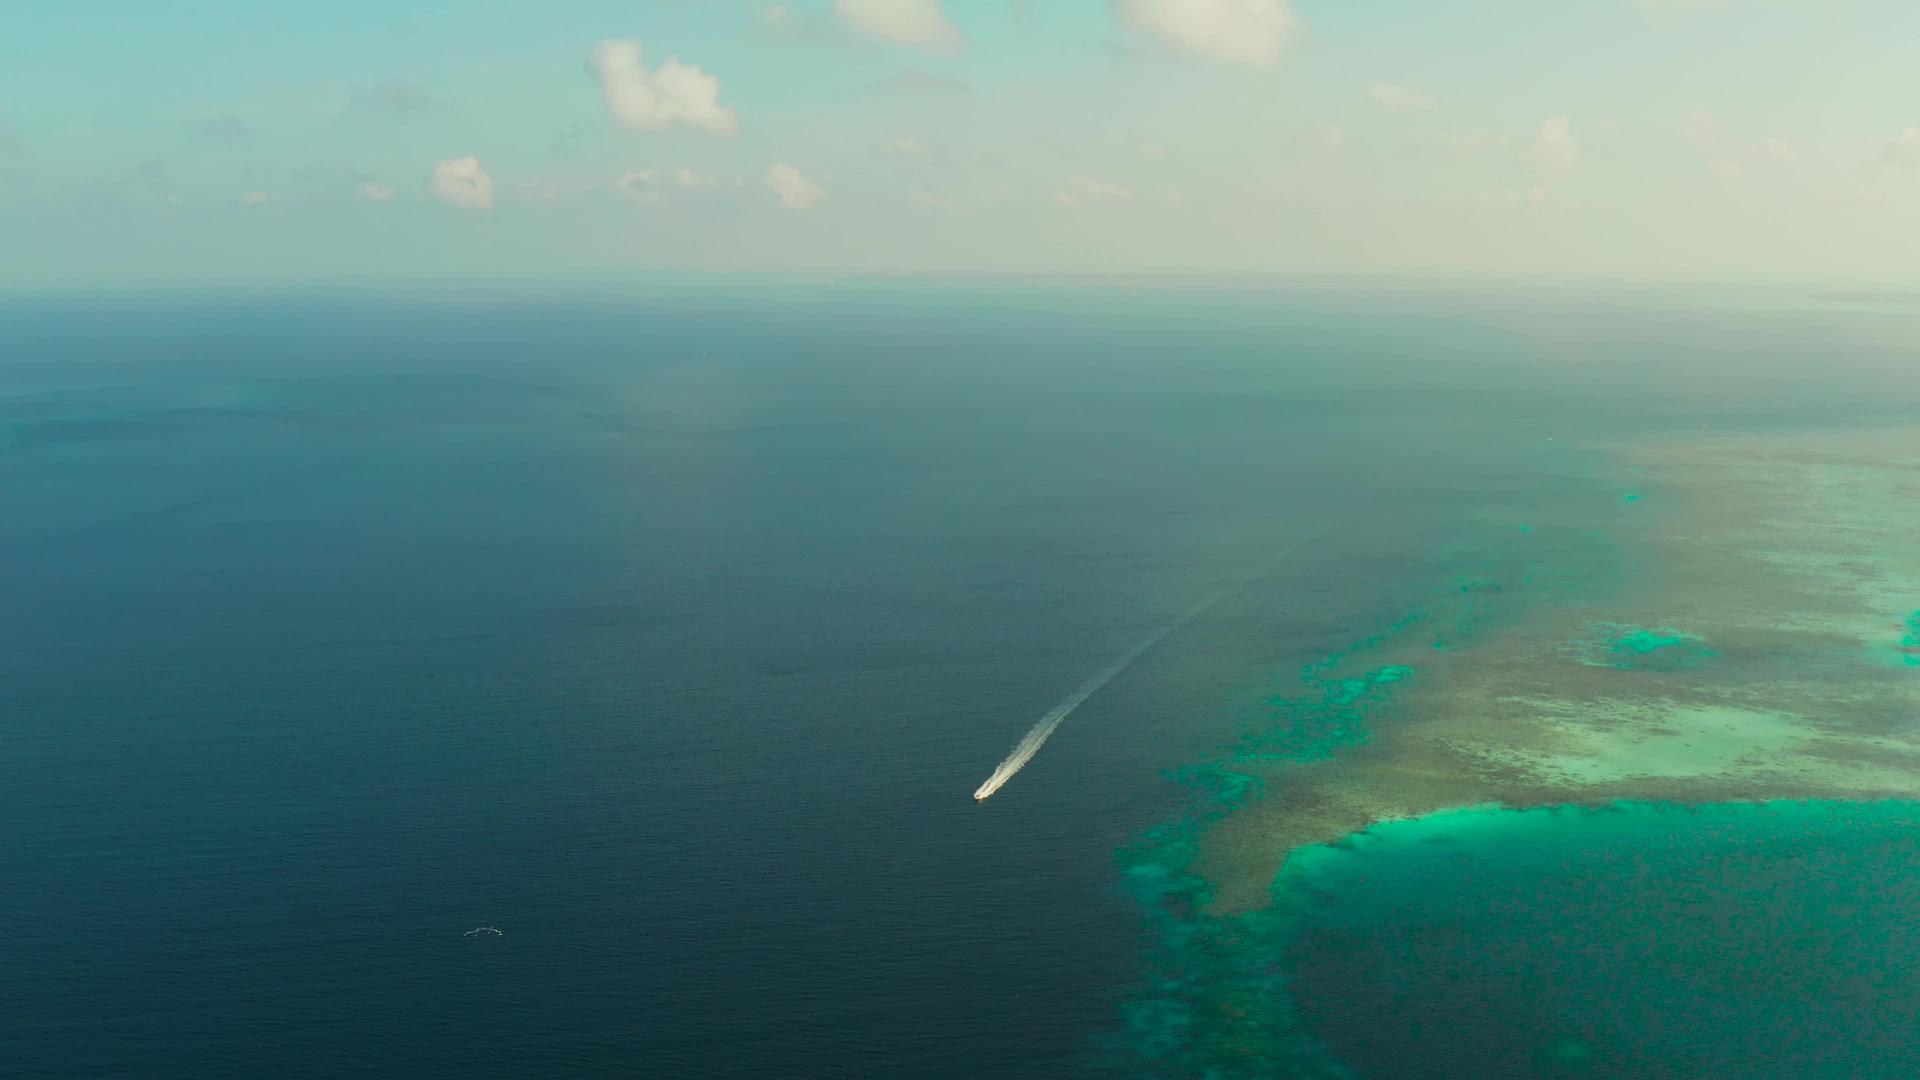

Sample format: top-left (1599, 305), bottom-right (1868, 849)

top-left (4, 0), bottom-right (1920, 288)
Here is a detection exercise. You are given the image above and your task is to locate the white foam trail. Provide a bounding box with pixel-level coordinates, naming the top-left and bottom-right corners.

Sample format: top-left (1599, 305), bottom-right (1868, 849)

top-left (971, 623), bottom-right (1180, 802)
top-left (972, 525), bottom-right (1337, 803)
top-left (970, 583), bottom-right (1246, 802)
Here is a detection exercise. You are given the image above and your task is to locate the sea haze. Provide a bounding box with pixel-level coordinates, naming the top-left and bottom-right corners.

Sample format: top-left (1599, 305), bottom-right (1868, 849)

top-left (2, 281), bottom-right (1916, 1078)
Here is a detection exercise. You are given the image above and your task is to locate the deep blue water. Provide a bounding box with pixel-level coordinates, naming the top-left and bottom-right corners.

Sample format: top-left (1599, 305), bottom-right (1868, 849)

top-left (3, 282), bottom-right (1915, 1077)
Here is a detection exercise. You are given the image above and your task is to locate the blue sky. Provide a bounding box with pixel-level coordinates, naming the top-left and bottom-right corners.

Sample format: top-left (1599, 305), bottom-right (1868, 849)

top-left (4, 1), bottom-right (1919, 287)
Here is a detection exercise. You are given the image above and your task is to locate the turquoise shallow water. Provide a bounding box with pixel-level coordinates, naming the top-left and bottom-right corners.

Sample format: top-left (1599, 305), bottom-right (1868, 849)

top-left (1123, 766), bottom-right (1920, 1078)
top-left (1109, 405), bottom-right (1920, 1077)
top-left (1285, 800), bottom-right (1920, 1080)
top-left (1111, 545), bottom-right (1561, 1077)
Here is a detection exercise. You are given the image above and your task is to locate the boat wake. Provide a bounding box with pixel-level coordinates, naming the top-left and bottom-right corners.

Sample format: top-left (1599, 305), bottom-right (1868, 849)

top-left (972, 525), bottom-right (1335, 803)
top-left (971, 626), bottom-right (1176, 802)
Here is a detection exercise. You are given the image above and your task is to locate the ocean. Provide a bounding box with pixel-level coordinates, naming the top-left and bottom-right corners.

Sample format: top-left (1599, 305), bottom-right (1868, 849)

top-left (3, 281), bottom-right (1917, 1078)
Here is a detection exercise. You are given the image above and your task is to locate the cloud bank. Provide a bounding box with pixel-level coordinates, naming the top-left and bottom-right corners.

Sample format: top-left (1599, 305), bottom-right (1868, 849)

top-left (590, 39), bottom-right (740, 136)
top-left (768, 164), bottom-right (825, 209)
top-left (836, 0), bottom-right (964, 51)
top-left (1115, 0), bottom-right (1297, 66)
top-left (430, 157), bottom-right (493, 209)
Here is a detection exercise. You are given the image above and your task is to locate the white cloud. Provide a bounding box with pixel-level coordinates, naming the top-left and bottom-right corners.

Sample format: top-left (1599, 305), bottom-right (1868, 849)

top-left (1711, 160), bottom-right (1744, 180)
top-left (1530, 116), bottom-right (1579, 171)
top-left (430, 156), bottom-right (494, 209)
top-left (589, 39), bottom-right (739, 137)
top-left (674, 167), bottom-right (716, 189)
top-left (356, 180), bottom-right (395, 202)
top-left (1882, 128), bottom-right (1920, 168)
top-left (1115, 0), bottom-right (1297, 67)
top-left (836, 0), bottom-right (964, 51)
top-left (1369, 82), bottom-right (1437, 113)
top-left (768, 163), bottom-right (825, 209)
top-left (1759, 138), bottom-right (1797, 163)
